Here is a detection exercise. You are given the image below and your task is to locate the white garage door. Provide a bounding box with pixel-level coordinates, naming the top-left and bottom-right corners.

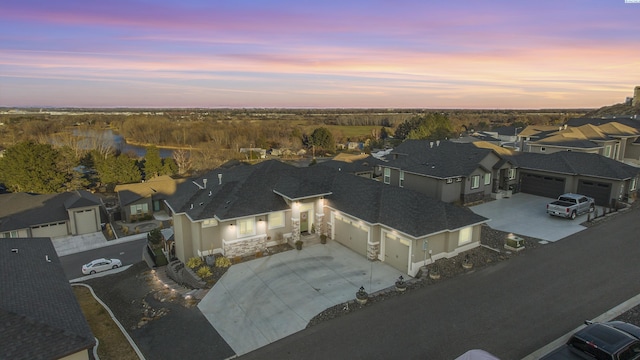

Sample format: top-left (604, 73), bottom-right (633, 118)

top-left (75, 209), bottom-right (99, 235)
top-left (384, 233), bottom-right (410, 273)
top-left (334, 216), bottom-right (368, 257)
top-left (31, 222), bottom-right (69, 238)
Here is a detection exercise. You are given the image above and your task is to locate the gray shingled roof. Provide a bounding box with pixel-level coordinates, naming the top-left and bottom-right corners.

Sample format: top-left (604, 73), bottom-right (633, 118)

top-left (0, 191), bottom-right (101, 232)
top-left (327, 172), bottom-right (488, 237)
top-left (532, 139), bottom-right (602, 149)
top-left (0, 238), bottom-right (95, 359)
top-left (385, 140), bottom-right (493, 178)
top-left (507, 152), bottom-right (639, 180)
top-left (166, 159), bottom-right (488, 238)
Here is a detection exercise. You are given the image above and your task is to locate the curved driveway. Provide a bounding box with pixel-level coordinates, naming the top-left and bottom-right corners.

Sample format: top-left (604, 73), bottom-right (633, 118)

top-left (470, 193), bottom-right (591, 242)
top-left (198, 241), bottom-right (403, 356)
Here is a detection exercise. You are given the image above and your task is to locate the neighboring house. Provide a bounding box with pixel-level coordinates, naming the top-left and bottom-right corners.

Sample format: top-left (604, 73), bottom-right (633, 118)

top-left (0, 190), bottom-right (104, 238)
top-left (115, 175), bottom-right (185, 222)
top-left (522, 122), bottom-right (640, 164)
top-left (379, 140), bottom-right (517, 204)
top-left (0, 237), bottom-right (95, 359)
top-left (318, 153), bottom-right (384, 179)
top-left (164, 160), bottom-right (488, 277)
top-left (565, 117), bottom-right (640, 166)
top-left (506, 151), bottom-right (640, 206)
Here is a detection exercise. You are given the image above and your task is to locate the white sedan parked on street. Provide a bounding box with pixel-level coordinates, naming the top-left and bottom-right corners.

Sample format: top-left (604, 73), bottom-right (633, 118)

top-left (82, 258), bottom-right (122, 275)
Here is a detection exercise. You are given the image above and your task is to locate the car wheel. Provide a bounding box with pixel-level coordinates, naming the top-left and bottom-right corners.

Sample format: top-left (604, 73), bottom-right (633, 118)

top-left (589, 205), bottom-right (595, 213)
top-left (112, 265), bottom-right (119, 269)
top-left (570, 211), bottom-right (577, 220)
top-left (89, 270), bottom-right (96, 275)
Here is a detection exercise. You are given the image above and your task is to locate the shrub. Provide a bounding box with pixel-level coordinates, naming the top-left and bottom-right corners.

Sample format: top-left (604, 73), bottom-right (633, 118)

top-left (186, 257), bottom-right (203, 269)
top-left (196, 266), bottom-right (212, 279)
top-left (215, 256), bottom-right (232, 268)
top-left (147, 228), bottom-right (163, 247)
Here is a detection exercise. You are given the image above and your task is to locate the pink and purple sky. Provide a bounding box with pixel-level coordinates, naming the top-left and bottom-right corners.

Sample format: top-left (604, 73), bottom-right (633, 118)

top-left (1, 0), bottom-right (639, 109)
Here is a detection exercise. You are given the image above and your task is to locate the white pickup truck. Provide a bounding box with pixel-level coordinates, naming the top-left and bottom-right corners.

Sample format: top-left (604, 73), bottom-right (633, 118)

top-left (546, 193), bottom-right (595, 220)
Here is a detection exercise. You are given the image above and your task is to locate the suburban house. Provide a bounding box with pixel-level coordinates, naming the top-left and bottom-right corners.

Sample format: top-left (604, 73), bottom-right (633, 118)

top-left (505, 151), bottom-right (640, 206)
top-left (0, 190), bottom-right (104, 238)
top-left (378, 140), bottom-right (518, 204)
top-left (318, 153), bottom-right (385, 179)
top-left (114, 175), bottom-right (185, 222)
top-left (0, 237), bottom-right (95, 359)
top-left (164, 160), bottom-right (488, 277)
top-left (520, 122), bottom-right (640, 164)
top-left (564, 117), bottom-right (640, 166)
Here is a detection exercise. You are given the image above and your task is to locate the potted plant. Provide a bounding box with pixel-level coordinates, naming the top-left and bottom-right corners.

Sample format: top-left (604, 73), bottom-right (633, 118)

top-left (295, 240), bottom-right (303, 250)
top-left (395, 275), bottom-right (407, 292)
top-left (320, 234), bottom-right (327, 244)
top-left (429, 265), bottom-right (441, 280)
top-left (462, 254), bottom-right (473, 270)
top-left (355, 286), bottom-right (368, 305)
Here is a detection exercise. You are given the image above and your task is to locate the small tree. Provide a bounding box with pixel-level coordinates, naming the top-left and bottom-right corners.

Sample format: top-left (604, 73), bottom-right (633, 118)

top-left (147, 228), bottom-right (163, 248)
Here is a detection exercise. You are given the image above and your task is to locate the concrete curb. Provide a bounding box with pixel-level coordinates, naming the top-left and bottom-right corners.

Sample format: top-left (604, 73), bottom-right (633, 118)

top-left (72, 283), bottom-right (146, 360)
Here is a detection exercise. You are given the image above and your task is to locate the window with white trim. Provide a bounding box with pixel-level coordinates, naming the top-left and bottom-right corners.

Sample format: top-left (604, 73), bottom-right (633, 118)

top-left (508, 168), bottom-right (516, 180)
top-left (237, 218), bottom-right (255, 237)
top-left (202, 218), bottom-right (217, 228)
top-left (631, 177), bottom-right (638, 191)
top-left (604, 145), bottom-right (612, 157)
top-left (268, 212), bottom-right (284, 229)
top-left (471, 175), bottom-right (480, 189)
top-left (383, 168), bottom-right (390, 184)
top-left (130, 203), bottom-right (148, 215)
top-left (446, 178), bottom-right (453, 184)
top-left (458, 227), bottom-right (473, 245)
top-left (484, 173), bottom-right (491, 186)
top-left (399, 171), bottom-right (404, 187)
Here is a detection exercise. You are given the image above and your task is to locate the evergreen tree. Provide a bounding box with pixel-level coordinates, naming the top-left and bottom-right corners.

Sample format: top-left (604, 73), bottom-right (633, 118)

top-left (309, 127), bottom-right (335, 152)
top-left (161, 158), bottom-right (178, 176)
top-left (0, 142), bottom-right (67, 193)
top-left (143, 145), bottom-right (163, 180)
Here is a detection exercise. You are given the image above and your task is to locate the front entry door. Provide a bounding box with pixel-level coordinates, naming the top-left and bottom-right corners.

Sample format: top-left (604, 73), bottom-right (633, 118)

top-left (300, 211), bottom-right (309, 233)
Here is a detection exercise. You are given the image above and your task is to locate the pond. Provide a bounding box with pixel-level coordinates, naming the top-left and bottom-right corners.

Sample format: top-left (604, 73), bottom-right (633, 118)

top-left (71, 129), bottom-right (174, 158)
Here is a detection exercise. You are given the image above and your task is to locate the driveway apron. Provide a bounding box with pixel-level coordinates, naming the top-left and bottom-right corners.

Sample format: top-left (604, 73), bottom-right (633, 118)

top-left (470, 193), bottom-right (589, 242)
top-left (198, 241), bottom-right (403, 356)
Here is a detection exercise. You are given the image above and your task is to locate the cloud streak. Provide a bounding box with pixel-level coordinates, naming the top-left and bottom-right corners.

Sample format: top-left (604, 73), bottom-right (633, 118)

top-left (1, 0), bottom-right (639, 108)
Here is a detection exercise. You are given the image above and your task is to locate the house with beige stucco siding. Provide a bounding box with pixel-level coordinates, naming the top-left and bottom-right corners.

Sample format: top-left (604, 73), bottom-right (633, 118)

top-left (165, 160), bottom-right (488, 277)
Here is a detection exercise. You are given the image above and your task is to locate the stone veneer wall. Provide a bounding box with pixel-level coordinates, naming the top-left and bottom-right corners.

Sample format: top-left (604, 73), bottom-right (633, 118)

top-left (224, 236), bottom-right (267, 258)
top-left (367, 242), bottom-right (380, 260)
top-left (315, 212), bottom-right (325, 236)
top-left (462, 191), bottom-right (485, 205)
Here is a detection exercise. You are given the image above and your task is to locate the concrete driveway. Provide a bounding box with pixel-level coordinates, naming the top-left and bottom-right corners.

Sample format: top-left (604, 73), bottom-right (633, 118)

top-left (470, 192), bottom-right (593, 242)
top-left (198, 241), bottom-right (403, 356)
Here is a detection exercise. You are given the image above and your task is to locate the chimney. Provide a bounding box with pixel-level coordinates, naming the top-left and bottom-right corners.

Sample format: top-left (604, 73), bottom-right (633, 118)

top-left (430, 142), bottom-right (434, 148)
top-left (218, 173), bottom-right (222, 185)
top-left (203, 178), bottom-right (208, 188)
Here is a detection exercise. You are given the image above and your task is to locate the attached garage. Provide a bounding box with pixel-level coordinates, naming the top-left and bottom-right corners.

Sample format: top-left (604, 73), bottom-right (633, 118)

top-left (74, 209), bottom-right (100, 235)
top-left (520, 172), bottom-right (566, 199)
top-left (577, 180), bottom-right (612, 206)
top-left (383, 232), bottom-right (410, 273)
top-left (334, 215), bottom-right (368, 257)
top-left (31, 222), bottom-right (69, 238)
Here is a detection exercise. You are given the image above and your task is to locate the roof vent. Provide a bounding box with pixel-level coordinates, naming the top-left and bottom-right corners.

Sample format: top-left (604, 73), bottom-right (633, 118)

top-left (45, 255), bottom-right (51, 263)
top-left (199, 202), bottom-right (204, 206)
top-left (190, 203), bottom-right (193, 210)
top-left (209, 191), bottom-right (212, 196)
top-left (11, 248), bottom-right (18, 253)
top-left (430, 142), bottom-right (434, 148)
top-left (436, 140), bottom-right (440, 146)
top-left (203, 178), bottom-right (208, 188)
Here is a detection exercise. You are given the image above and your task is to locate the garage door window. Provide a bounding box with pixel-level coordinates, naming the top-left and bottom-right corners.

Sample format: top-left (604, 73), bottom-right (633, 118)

top-left (458, 227), bottom-right (472, 245)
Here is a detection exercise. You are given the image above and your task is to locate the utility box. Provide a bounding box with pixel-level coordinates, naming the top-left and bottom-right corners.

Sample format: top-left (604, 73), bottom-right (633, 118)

top-left (504, 233), bottom-right (525, 252)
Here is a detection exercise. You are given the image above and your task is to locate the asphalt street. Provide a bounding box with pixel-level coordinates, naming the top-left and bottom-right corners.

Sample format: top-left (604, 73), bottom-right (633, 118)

top-left (61, 238), bottom-right (146, 279)
top-left (238, 208), bottom-right (640, 360)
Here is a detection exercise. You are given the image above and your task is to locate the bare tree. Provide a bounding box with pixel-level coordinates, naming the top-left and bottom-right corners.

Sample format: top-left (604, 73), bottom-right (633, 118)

top-left (172, 148), bottom-right (192, 175)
